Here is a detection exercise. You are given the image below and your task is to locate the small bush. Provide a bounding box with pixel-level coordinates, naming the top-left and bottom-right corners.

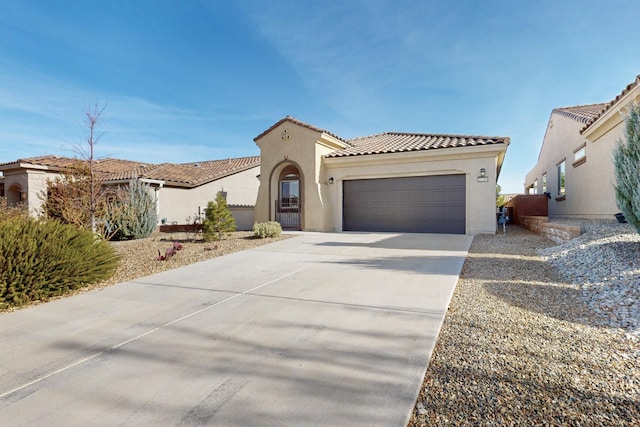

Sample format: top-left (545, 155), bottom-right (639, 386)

top-left (0, 217), bottom-right (120, 308)
top-left (253, 221), bottom-right (282, 238)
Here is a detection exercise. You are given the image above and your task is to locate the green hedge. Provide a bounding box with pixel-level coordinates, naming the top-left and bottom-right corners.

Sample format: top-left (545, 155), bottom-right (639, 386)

top-left (0, 218), bottom-right (120, 308)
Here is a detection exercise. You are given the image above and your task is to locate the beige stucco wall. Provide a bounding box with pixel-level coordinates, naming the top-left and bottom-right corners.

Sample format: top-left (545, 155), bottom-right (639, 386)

top-left (255, 120), bottom-right (506, 234)
top-left (1, 168), bottom-right (61, 216)
top-left (158, 166), bottom-right (260, 225)
top-left (254, 122), bottom-right (345, 231)
top-left (526, 88), bottom-right (640, 219)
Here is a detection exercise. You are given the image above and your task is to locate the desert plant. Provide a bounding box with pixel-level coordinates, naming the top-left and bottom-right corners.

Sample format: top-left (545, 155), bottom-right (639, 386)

top-left (253, 221), bottom-right (282, 238)
top-left (613, 103), bottom-right (640, 233)
top-left (41, 161), bottom-right (96, 228)
top-left (203, 192), bottom-right (236, 242)
top-left (0, 197), bottom-right (28, 222)
top-left (0, 217), bottom-right (120, 308)
top-left (107, 180), bottom-right (158, 240)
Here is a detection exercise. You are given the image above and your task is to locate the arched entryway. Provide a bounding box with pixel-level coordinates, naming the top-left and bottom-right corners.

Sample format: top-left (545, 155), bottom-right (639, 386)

top-left (276, 164), bottom-right (302, 230)
top-left (6, 184), bottom-right (25, 207)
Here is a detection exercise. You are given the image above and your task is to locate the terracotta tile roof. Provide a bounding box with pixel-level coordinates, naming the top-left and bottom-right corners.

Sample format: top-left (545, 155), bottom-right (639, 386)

top-left (0, 155), bottom-right (261, 187)
top-left (254, 116), bottom-right (346, 142)
top-left (553, 103), bottom-right (609, 124)
top-left (325, 132), bottom-right (510, 158)
top-left (581, 74), bottom-right (640, 134)
top-left (138, 156), bottom-right (261, 186)
top-left (0, 155), bottom-right (150, 172)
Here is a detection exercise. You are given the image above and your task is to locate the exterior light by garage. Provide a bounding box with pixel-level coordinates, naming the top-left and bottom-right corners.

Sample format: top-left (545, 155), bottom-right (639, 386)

top-left (328, 177), bottom-right (334, 184)
top-left (477, 168), bottom-right (489, 182)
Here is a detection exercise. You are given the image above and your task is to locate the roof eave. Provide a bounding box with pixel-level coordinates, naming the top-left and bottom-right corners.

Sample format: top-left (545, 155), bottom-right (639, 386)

top-left (581, 84), bottom-right (640, 139)
top-left (581, 74), bottom-right (640, 136)
top-left (324, 142), bottom-right (509, 166)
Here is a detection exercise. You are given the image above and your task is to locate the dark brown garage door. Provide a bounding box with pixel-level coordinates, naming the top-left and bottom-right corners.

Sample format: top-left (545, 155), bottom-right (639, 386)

top-left (343, 175), bottom-right (466, 234)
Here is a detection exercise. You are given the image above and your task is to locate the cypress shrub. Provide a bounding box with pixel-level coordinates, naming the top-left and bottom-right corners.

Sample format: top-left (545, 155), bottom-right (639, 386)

top-left (613, 103), bottom-right (640, 233)
top-left (0, 217), bottom-right (120, 308)
top-left (203, 192), bottom-right (236, 242)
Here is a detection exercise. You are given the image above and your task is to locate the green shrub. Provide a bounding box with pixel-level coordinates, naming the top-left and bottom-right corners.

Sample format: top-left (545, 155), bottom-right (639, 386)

top-left (0, 217), bottom-right (120, 308)
top-left (203, 192), bottom-right (236, 242)
top-left (614, 103), bottom-right (640, 233)
top-left (253, 221), bottom-right (282, 238)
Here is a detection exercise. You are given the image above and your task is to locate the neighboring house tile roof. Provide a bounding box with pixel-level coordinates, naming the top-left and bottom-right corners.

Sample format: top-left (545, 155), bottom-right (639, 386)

top-left (581, 74), bottom-right (640, 134)
top-left (553, 103), bottom-right (609, 124)
top-left (0, 155), bottom-right (261, 188)
top-left (325, 132), bottom-right (510, 158)
top-left (254, 116), bottom-right (346, 143)
top-left (138, 156), bottom-right (261, 186)
top-left (0, 155), bottom-right (149, 172)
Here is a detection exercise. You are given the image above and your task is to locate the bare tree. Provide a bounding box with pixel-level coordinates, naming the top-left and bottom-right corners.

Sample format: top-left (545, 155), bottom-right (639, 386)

top-left (41, 101), bottom-right (115, 236)
top-left (75, 101), bottom-right (107, 233)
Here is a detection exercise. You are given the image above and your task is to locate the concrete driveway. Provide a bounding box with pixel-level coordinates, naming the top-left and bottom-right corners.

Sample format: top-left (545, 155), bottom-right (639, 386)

top-left (0, 232), bottom-right (471, 426)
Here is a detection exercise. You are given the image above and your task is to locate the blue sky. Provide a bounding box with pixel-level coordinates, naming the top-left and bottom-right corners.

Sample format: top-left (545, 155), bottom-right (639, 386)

top-left (1, 0), bottom-right (638, 193)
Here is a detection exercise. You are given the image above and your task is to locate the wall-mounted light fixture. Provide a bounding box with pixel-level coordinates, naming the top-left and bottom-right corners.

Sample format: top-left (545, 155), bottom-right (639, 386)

top-left (328, 177), bottom-right (334, 184)
top-left (477, 168), bottom-right (488, 183)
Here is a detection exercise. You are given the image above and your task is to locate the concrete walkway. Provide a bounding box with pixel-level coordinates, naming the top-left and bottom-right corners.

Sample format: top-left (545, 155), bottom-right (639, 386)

top-left (0, 232), bottom-right (472, 426)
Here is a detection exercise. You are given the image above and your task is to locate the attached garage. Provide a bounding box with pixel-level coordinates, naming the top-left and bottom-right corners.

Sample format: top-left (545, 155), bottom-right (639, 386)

top-left (254, 116), bottom-right (510, 234)
top-left (342, 175), bottom-right (466, 234)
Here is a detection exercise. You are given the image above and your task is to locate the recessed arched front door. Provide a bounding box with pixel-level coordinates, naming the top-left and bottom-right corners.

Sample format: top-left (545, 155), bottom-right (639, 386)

top-left (276, 165), bottom-right (301, 230)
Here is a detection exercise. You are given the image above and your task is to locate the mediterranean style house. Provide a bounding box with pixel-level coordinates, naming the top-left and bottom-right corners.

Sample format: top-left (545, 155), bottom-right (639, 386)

top-left (0, 155), bottom-right (260, 230)
top-left (254, 117), bottom-right (509, 234)
top-left (1, 116), bottom-right (510, 235)
top-left (525, 74), bottom-right (640, 218)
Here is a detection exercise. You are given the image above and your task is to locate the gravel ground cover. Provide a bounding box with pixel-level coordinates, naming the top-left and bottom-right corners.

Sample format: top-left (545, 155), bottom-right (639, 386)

top-left (409, 224), bottom-right (639, 426)
top-left (0, 231), bottom-right (290, 313)
top-left (540, 219), bottom-right (640, 337)
top-left (101, 231), bottom-right (291, 287)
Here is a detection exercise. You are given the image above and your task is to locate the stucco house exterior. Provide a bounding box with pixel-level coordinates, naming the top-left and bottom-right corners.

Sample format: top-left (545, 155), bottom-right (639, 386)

top-left (525, 74), bottom-right (640, 218)
top-left (2, 117), bottom-right (509, 235)
top-left (254, 117), bottom-right (510, 234)
top-left (0, 155), bottom-right (260, 230)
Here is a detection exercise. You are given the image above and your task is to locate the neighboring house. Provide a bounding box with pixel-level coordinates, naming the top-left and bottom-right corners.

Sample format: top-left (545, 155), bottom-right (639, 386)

top-left (0, 155), bottom-right (261, 230)
top-left (525, 74), bottom-right (640, 218)
top-left (254, 116), bottom-right (510, 234)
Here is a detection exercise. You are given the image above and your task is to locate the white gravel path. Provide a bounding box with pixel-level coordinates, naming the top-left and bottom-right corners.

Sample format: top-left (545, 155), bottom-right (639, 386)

top-left (539, 219), bottom-right (640, 339)
top-left (410, 224), bottom-right (639, 426)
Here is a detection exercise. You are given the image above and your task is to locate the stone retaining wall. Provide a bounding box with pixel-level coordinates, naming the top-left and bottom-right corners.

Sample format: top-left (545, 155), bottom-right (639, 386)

top-left (521, 216), bottom-right (581, 244)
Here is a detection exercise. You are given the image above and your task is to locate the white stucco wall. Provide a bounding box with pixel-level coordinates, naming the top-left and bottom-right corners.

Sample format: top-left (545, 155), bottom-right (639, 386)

top-left (158, 166), bottom-right (260, 225)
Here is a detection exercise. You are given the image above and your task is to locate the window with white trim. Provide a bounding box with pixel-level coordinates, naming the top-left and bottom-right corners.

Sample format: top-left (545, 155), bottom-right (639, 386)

top-left (573, 144), bottom-right (586, 167)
